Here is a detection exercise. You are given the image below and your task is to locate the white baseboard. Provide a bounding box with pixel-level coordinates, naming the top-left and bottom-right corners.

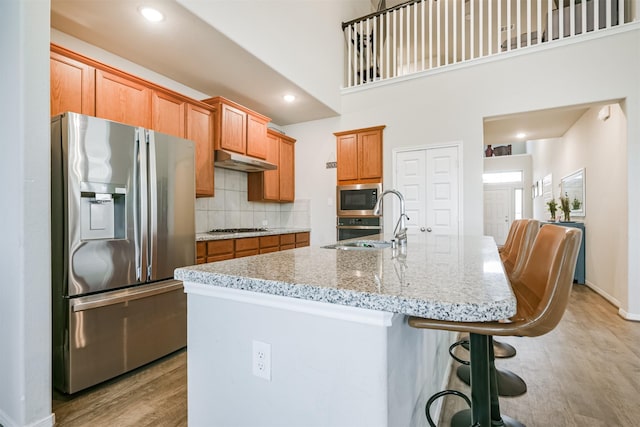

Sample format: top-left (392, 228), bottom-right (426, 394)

top-left (618, 308), bottom-right (640, 321)
top-left (584, 281), bottom-right (640, 322)
top-left (0, 410), bottom-right (54, 427)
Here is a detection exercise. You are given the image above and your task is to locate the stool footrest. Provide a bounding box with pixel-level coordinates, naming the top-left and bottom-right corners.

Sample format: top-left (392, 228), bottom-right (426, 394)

top-left (425, 389), bottom-right (471, 427)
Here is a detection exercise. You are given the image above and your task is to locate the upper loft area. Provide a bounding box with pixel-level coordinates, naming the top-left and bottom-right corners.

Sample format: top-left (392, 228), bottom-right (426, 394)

top-left (342, 0), bottom-right (635, 89)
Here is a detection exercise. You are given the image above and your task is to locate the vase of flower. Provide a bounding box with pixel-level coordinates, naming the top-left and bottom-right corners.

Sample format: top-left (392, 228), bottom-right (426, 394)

top-left (546, 198), bottom-right (558, 221)
top-left (560, 194), bottom-right (571, 222)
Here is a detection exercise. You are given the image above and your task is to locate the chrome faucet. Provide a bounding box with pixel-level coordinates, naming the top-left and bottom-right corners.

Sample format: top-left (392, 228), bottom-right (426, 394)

top-left (373, 189), bottom-right (409, 246)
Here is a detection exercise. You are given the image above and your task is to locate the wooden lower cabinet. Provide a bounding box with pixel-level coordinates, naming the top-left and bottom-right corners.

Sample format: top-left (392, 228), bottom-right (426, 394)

top-left (295, 232), bottom-right (310, 248)
top-left (235, 237), bottom-right (259, 258)
top-left (206, 240), bottom-right (234, 263)
top-left (259, 235), bottom-right (280, 254)
top-left (279, 234), bottom-right (296, 251)
top-left (196, 232), bottom-right (310, 263)
top-left (196, 241), bottom-right (206, 264)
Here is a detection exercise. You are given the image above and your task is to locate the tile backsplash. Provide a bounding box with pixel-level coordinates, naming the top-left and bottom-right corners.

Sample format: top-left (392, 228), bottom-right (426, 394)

top-left (195, 168), bottom-right (310, 233)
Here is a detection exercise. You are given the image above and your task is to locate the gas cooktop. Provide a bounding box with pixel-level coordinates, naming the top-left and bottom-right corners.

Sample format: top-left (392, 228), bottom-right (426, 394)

top-left (207, 228), bottom-right (269, 234)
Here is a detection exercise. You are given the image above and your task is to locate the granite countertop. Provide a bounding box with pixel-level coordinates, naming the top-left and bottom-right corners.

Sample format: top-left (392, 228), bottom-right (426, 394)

top-left (196, 228), bottom-right (311, 241)
top-left (176, 233), bottom-right (516, 322)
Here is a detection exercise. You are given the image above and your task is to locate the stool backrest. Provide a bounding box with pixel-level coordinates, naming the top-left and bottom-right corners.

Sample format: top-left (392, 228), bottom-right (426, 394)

top-left (507, 219), bottom-right (540, 281)
top-left (499, 219), bottom-right (522, 254)
top-left (510, 224), bottom-right (582, 337)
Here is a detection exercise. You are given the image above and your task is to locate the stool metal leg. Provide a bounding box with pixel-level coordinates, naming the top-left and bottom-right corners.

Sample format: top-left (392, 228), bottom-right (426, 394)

top-left (451, 336), bottom-right (525, 427)
top-left (469, 333), bottom-right (491, 426)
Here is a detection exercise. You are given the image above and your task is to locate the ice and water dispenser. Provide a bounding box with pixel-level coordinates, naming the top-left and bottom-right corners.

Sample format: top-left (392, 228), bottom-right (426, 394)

top-left (80, 182), bottom-right (126, 240)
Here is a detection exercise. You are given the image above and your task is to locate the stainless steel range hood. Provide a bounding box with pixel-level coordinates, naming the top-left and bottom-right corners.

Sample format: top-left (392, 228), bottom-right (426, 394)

top-left (214, 150), bottom-right (277, 172)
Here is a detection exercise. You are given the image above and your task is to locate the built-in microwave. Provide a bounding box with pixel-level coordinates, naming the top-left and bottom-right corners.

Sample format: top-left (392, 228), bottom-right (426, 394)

top-left (336, 183), bottom-right (382, 217)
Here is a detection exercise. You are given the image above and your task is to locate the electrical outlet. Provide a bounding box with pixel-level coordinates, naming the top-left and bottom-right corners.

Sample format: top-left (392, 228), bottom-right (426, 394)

top-left (252, 340), bottom-right (271, 381)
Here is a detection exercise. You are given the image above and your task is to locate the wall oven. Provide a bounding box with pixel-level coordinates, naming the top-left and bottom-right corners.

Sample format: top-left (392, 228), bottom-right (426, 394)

top-left (336, 183), bottom-right (382, 217)
top-left (337, 217), bottom-right (382, 241)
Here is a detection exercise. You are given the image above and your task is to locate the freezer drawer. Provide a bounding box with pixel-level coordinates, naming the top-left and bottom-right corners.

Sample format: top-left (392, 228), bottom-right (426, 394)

top-left (54, 280), bottom-right (186, 394)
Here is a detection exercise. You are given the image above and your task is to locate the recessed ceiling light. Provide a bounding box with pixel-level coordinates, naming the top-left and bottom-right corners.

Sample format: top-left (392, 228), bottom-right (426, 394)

top-left (139, 6), bottom-right (164, 22)
top-left (283, 94), bottom-right (296, 103)
top-left (516, 132), bottom-right (526, 139)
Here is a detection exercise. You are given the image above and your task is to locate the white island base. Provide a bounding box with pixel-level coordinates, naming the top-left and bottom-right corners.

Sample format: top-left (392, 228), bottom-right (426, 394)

top-left (185, 282), bottom-right (456, 427)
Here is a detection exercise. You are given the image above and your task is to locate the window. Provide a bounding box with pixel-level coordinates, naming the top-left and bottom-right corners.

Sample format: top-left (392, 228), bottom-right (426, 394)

top-left (482, 171), bottom-right (523, 184)
top-left (514, 188), bottom-right (523, 220)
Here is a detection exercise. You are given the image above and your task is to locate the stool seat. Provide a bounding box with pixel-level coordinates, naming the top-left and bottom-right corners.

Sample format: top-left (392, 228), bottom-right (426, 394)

top-left (409, 225), bottom-right (582, 426)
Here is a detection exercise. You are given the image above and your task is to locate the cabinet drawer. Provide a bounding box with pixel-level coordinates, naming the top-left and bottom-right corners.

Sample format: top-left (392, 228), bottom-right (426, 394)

top-left (206, 253), bottom-right (234, 262)
top-left (259, 235), bottom-right (280, 249)
top-left (280, 234), bottom-right (295, 246)
top-left (259, 246), bottom-right (280, 254)
top-left (295, 232), bottom-right (310, 245)
top-left (196, 241), bottom-right (206, 264)
top-left (235, 249), bottom-right (260, 258)
top-left (207, 240), bottom-right (234, 257)
top-left (235, 237), bottom-right (259, 252)
top-left (280, 244), bottom-right (296, 251)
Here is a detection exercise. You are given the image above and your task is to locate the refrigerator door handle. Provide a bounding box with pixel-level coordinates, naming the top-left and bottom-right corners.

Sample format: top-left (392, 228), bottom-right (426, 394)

top-left (139, 128), bottom-right (149, 282)
top-left (70, 280), bottom-right (184, 312)
top-left (133, 129), bottom-right (142, 282)
top-left (147, 131), bottom-right (158, 282)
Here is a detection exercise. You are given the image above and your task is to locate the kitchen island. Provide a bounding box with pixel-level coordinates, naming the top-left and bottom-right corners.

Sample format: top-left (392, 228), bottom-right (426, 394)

top-left (175, 233), bottom-right (515, 427)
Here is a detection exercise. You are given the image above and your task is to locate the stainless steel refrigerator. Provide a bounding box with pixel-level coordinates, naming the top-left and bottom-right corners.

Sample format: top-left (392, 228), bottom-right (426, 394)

top-left (51, 112), bottom-right (195, 394)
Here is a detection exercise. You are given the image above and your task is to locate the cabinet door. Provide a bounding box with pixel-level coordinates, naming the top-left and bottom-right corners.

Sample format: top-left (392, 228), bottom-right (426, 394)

top-left (358, 130), bottom-right (382, 181)
top-left (187, 103), bottom-right (214, 197)
top-left (50, 51), bottom-right (95, 116)
top-left (279, 138), bottom-right (295, 202)
top-left (262, 132), bottom-right (280, 201)
top-left (96, 69), bottom-right (151, 128)
top-left (246, 114), bottom-right (268, 159)
top-left (337, 134), bottom-right (358, 182)
top-left (152, 90), bottom-right (185, 138)
top-left (220, 103), bottom-right (246, 154)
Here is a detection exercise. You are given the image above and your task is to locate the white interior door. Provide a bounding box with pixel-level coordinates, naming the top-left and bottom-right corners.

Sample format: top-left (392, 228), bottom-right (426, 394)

top-left (395, 145), bottom-right (460, 236)
top-left (483, 186), bottom-right (512, 245)
top-left (395, 150), bottom-right (425, 236)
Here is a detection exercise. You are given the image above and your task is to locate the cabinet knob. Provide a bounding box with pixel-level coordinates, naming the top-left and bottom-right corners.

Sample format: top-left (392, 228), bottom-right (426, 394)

top-left (420, 227), bottom-right (425, 232)
top-left (426, 227), bottom-right (433, 232)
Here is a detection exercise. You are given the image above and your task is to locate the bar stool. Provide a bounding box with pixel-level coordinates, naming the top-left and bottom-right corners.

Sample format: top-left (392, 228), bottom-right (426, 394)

top-left (457, 219), bottom-right (540, 396)
top-left (409, 225), bottom-right (582, 427)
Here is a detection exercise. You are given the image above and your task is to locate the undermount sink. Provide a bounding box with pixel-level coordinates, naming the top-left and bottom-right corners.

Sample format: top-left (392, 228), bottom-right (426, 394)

top-left (322, 240), bottom-right (393, 250)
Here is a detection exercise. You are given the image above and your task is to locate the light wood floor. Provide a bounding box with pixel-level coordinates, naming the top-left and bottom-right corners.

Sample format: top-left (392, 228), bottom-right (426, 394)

top-left (52, 349), bottom-right (187, 427)
top-left (439, 284), bottom-right (640, 426)
top-left (52, 285), bottom-right (639, 426)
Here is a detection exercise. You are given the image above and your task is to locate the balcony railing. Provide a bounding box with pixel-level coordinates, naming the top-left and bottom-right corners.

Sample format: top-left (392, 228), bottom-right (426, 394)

top-left (342, 0), bottom-right (630, 88)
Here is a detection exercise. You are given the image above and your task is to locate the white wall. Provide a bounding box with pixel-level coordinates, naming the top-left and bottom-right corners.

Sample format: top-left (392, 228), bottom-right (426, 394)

top-left (289, 27), bottom-right (640, 318)
top-left (527, 104), bottom-right (628, 309)
top-left (177, 0), bottom-right (373, 114)
top-left (0, 1), bottom-right (53, 426)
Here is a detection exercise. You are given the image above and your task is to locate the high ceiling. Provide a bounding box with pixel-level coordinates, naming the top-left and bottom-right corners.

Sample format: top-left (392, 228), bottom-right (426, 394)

top-left (50, 0), bottom-right (338, 126)
top-left (51, 0), bottom-right (602, 139)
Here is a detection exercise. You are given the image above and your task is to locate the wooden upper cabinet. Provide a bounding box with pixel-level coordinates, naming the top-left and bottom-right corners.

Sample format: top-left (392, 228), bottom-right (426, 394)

top-left (152, 90), bottom-right (186, 138)
top-left (358, 129), bottom-right (383, 181)
top-left (50, 51), bottom-right (95, 117)
top-left (95, 69), bottom-right (151, 128)
top-left (335, 125), bottom-right (385, 185)
top-left (219, 103), bottom-right (246, 153)
top-left (336, 134), bottom-right (359, 182)
top-left (262, 131), bottom-right (280, 201)
top-left (246, 114), bottom-right (268, 159)
top-left (187, 103), bottom-right (215, 197)
top-left (202, 97), bottom-right (270, 159)
top-left (248, 130), bottom-right (295, 202)
top-left (279, 135), bottom-right (295, 202)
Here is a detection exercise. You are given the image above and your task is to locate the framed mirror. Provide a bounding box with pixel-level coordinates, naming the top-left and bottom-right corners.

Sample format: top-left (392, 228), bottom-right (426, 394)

top-left (561, 168), bottom-right (585, 217)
